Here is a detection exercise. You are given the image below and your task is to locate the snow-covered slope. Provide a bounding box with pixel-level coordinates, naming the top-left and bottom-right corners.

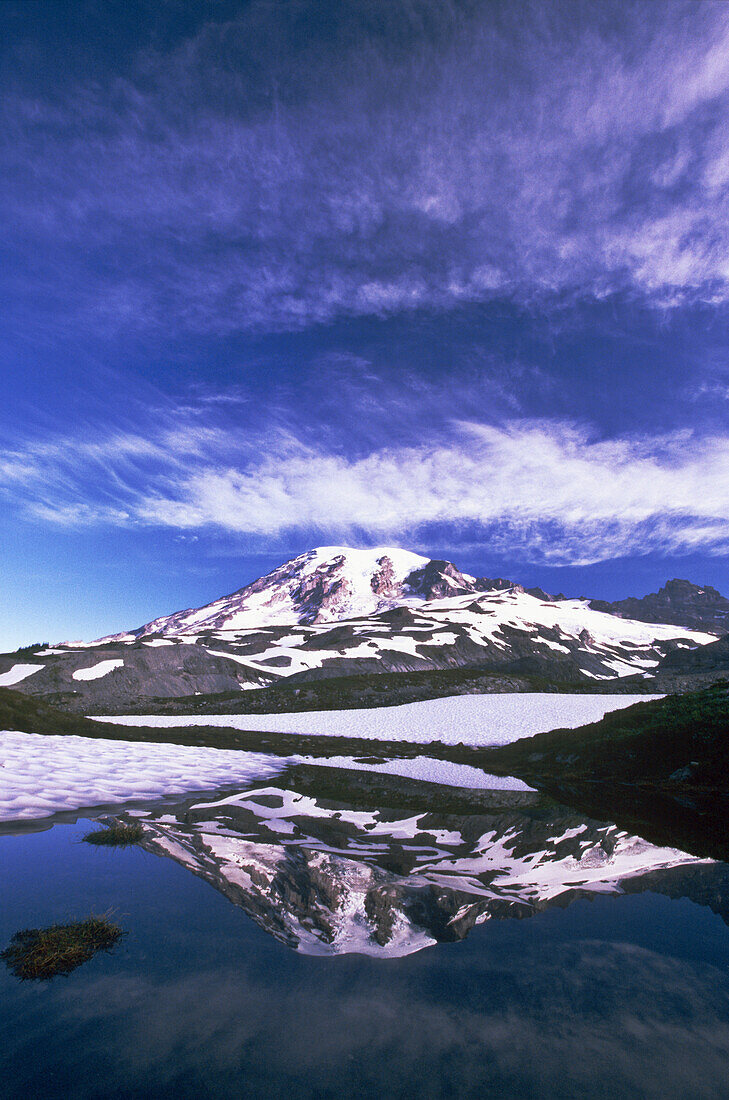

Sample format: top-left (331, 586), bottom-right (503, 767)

top-left (122, 546), bottom-right (485, 636)
top-left (5, 547), bottom-right (721, 707)
top-left (119, 586), bottom-right (716, 684)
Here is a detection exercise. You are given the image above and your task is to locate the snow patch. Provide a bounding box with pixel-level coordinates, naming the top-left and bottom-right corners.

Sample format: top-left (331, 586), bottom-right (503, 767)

top-left (0, 731), bottom-right (288, 821)
top-left (72, 659), bottom-right (124, 681)
top-left (0, 664), bottom-right (44, 687)
top-left (306, 756), bottom-right (535, 790)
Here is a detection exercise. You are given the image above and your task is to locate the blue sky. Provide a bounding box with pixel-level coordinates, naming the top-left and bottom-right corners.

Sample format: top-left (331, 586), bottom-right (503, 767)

top-left (4, 0), bottom-right (729, 647)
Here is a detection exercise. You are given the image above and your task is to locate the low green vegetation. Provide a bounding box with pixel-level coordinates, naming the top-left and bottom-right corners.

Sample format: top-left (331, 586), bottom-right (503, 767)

top-left (1, 916), bottom-right (124, 980)
top-left (0, 685), bottom-right (130, 737)
top-left (83, 822), bottom-right (144, 846)
top-left (487, 681), bottom-right (729, 787)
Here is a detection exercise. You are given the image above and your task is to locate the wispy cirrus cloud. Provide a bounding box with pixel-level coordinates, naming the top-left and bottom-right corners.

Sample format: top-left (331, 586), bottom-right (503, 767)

top-left (4, 406), bottom-right (729, 564)
top-left (4, 1), bottom-right (729, 339)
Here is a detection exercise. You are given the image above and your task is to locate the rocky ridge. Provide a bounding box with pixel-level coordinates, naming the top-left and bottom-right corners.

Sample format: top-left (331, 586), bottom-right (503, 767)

top-left (590, 578), bottom-right (729, 635)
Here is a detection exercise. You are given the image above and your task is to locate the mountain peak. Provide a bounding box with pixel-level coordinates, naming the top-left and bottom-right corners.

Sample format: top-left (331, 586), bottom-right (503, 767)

top-left (590, 578), bottom-right (729, 635)
top-left (295, 545), bottom-right (430, 576)
top-left (662, 578), bottom-right (720, 596)
top-left (130, 545), bottom-right (455, 636)
top-left (106, 548), bottom-right (729, 642)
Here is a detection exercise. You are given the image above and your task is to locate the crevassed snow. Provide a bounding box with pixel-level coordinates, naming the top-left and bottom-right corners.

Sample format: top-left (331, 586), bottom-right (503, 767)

top-left (0, 731), bottom-right (288, 821)
top-left (72, 658), bottom-right (124, 681)
top-left (99, 692), bottom-right (660, 747)
top-left (0, 663), bottom-right (44, 686)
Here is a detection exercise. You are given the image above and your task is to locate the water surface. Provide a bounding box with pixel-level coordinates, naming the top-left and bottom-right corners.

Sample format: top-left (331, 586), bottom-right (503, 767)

top-left (2, 773), bottom-right (729, 1099)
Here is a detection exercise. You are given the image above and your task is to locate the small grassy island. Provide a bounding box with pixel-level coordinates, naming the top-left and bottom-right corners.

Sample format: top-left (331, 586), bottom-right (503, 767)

top-left (1, 917), bottom-right (124, 980)
top-left (83, 822), bottom-right (144, 846)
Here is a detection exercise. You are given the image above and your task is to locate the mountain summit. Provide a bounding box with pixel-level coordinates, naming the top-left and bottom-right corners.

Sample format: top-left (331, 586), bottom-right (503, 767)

top-left (117, 548), bottom-right (729, 644)
top-left (130, 547), bottom-right (489, 636)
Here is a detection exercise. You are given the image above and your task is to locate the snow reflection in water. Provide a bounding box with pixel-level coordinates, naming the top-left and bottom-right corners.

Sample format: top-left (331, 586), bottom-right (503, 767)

top-left (110, 776), bottom-right (717, 957)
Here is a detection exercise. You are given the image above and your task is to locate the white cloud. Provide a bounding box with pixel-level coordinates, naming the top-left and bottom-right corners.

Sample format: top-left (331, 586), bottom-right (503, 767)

top-left (137, 420), bottom-right (729, 561)
top-left (5, 411), bottom-right (729, 564)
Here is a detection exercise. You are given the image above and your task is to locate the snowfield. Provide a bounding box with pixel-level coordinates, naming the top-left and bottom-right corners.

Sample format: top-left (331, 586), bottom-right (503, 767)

top-left (72, 658), bottom-right (124, 681)
top-left (99, 692), bottom-right (661, 747)
top-left (0, 691), bottom-right (661, 823)
top-left (0, 730), bottom-right (528, 822)
top-left (0, 663), bottom-right (44, 686)
top-left (0, 731), bottom-right (287, 821)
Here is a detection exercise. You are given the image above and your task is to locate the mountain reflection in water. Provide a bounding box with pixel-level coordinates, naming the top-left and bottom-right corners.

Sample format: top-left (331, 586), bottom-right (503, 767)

top-left (108, 768), bottom-right (729, 958)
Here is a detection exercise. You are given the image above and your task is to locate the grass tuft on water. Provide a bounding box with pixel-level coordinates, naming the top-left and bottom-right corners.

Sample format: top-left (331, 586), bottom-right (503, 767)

top-left (83, 822), bottom-right (144, 846)
top-left (1, 916), bottom-right (124, 980)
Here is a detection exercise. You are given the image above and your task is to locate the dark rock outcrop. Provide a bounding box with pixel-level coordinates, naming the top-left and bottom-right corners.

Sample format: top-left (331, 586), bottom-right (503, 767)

top-left (404, 559), bottom-right (481, 599)
top-left (591, 579), bottom-right (729, 635)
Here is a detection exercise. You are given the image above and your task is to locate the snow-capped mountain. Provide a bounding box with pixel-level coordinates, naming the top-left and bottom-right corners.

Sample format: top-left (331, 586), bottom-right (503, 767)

top-left (3, 546), bottom-right (723, 708)
top-left (123, 546), bottom-right (489, 636)
top-left (117, 547), bottom-right (729, 641)
top-left (117, 782), bottom-right (719, 957)
top-left (12, 581), bottom-right (715, 708)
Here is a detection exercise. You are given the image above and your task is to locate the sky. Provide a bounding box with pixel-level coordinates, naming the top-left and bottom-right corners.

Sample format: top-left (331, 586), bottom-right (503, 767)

top-left (4, 0), bottom-right (729, 647)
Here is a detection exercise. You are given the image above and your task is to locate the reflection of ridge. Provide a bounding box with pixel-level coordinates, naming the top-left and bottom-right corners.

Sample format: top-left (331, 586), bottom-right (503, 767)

top-left (114, 783), bottom-right (728, 958)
